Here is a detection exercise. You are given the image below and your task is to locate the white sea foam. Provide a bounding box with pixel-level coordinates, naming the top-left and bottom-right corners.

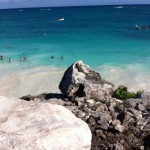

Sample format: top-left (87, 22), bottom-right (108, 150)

top-left (40, 9), bottom-right (46, 11)
top-left (97, 64), bottom-right (150, 92)
top-left (0, 66), bottom-right (65, 98)
top-left (114, 6), bottom-right (124, 9)
top-left (0, 63), bottom-right (149, 98)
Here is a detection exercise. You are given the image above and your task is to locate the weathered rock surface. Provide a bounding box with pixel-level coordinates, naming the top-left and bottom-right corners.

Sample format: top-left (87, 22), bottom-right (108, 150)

top-left (59, 60), bottom-right (114, 99)
top-left (0, 96), bottom-right (92, 150)
top-left (20, 58), bottom-right (150, 150)
top-left (22, 91), bottom-right (150, 150)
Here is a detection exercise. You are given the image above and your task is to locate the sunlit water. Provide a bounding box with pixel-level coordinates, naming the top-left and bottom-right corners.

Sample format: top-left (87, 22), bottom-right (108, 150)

top-left (0, 5), bottom-right (150, 97)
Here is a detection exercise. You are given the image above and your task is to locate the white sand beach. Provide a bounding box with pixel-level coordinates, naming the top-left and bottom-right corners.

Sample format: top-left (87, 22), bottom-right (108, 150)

top-left (0, 66), bottom-right (65, 97)
top-left (0, 63), bottom-right (149, 98)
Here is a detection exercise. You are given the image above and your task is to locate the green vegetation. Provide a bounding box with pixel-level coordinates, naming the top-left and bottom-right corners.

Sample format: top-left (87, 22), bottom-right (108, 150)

top-left (113, 85), bottom-right (143, 100)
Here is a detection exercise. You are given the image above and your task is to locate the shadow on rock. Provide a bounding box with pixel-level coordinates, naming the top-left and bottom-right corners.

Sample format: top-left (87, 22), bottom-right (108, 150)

top-left (143, 135), bottom-right (150, 150)
top-left (20, 93), bottom-right (65, 101)
top-left (44, 93), bottom-right (65, 100)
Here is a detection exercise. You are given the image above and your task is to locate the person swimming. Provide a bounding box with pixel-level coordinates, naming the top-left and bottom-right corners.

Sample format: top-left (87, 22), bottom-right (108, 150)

top-left (50, 56), bottom-right (54, 59)
top-left (61, 56), bottom-right (64, 59)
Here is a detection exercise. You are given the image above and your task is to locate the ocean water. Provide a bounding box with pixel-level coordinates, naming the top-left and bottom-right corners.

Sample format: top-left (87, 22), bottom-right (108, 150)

top-left (0, 5), bottom-right (150, 97)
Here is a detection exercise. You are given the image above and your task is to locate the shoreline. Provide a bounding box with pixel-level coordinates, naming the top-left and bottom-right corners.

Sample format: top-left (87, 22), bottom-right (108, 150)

top-left (0, 61), bottom-right (150, 150)
top-left (0, 66), bottom-right (65, 97)
top-left (0, 63), bottom-right (149, 98)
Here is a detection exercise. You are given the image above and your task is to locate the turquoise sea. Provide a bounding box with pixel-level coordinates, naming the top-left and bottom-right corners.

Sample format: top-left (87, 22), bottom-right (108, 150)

top-left (0, 5), bottom-right (150, 97)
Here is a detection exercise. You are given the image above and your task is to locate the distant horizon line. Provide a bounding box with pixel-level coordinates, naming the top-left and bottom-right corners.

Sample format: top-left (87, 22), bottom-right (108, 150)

top-left (0, 3), bottom-right (150, 10)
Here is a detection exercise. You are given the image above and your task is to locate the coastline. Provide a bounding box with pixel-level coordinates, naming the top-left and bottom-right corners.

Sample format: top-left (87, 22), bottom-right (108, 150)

top-left (0, 66), bottom-right (65, 97)
top-left (0, 5), bottom-right (150, 98)
top-left (18, 61), bottom-right (150, 150)
top-left (0, 63), bottom-right (149, 98)
top-left (0, 5), bottom-right (150, 150)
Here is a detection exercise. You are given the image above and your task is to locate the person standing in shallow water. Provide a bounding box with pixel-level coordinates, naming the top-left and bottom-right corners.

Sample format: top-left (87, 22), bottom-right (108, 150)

top-left (23, 57), bottom-right (27, 62)
top-left (8, 58), bottom-right (11, 63)
top-left (0, 55), bottom-right (3, 60)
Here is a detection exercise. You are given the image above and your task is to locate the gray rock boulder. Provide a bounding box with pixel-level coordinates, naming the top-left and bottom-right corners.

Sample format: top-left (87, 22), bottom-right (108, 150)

top-left (59, 61), bottom-right (114, 99)
top-left (0, 96), bottom-right (91, 150)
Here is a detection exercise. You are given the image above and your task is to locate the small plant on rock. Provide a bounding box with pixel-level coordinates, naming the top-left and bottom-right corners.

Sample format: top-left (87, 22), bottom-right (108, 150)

top-left (112, 85), bottom-right (143, 100)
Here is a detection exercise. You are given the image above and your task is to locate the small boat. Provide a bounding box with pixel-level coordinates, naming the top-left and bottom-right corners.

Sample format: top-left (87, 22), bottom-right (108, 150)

top-left (58, 18), bottom-right (65, 21)
top-left (135, 25), bottom-right (150, 30)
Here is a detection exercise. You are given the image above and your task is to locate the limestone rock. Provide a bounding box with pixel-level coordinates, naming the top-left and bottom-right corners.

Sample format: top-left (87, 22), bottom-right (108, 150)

top-left (86, 99), bottom-right (95, 106)
top-left (43, 98), bottom-right (65, 105)
top-left (97, 120), bottom-right (109, 130)
top-left (108, 101), bottom-right (116, 111)
top-left (19, 86), bottom-right (150, 150)
top-left (88, 117), bottom-right (96, 127)
top-left (112, 119), bottom-right (121, 126)
top-left (78, 111), bottom-right (86, 118)
top-left (115, 124), bottom-right (125, 132)
top-left (59, 61), bottom-right (114, 99)
top-left (113, 143), bottom-right (124, 150)
top-left (137, 118), bottom-right (148, 130)
top-left (135, 103), bottom-right (145, 111)
top-left (128, 108), bottom-right (142, 119)
top-left (0, 96), bottom-right (91, 150)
